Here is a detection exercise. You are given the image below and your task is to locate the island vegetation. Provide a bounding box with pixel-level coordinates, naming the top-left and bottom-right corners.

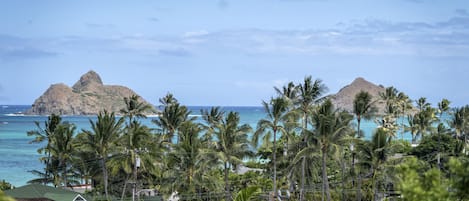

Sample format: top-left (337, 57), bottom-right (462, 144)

top-left (13, 76), bottom-right (469, 201)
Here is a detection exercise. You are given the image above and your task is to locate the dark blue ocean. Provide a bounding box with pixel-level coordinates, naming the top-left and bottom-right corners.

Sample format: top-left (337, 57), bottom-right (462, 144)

top-left (0, 105), bottom-right (391, 187)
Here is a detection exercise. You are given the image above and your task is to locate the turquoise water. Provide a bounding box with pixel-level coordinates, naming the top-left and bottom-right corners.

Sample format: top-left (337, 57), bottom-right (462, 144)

top-left (0, 105), bottom-right (400, 187)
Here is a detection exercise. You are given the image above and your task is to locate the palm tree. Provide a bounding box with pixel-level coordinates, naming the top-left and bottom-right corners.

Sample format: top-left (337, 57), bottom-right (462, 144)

top-left (310, 99), bottom-right (353, 201)
top-left (354, 91), bottom-right (377, 138)
top-left (406, 107), bottom-right (436, 144)
top-left (353, 91), bottom-right (376, 200)
top-left (275, 81), bottom-right (298, 102)
top-left (416, 97), bottom-right (431, 112)
top-left (27, 114), bottom-right (62, 185)
top-left (296, 76), bottom-right (327, 201)
top-left (119, 95), bottom-right (153, 198)
top-left (252, 97), bottom-right (290, 200)
top-left (208, 111), bottom-right (253, 201)
top-left (49, 122), bottom-right (76, 187)
top-left (356, 128), bottom-right (392, 201)
top-left (153, 101), bottom-right (194, 144)
top-left (112, 121), bottom-right (153, 199)
top-left (380, 86), bottom-right (399, 116)
top-left (166, 121), bottom-right (219, 198)
top-left (120, 95), bottom-right (153, 124)
top-left (82, 110), bottom-right (124, 200)
top-left (450, 105), bottom-right (469, 153)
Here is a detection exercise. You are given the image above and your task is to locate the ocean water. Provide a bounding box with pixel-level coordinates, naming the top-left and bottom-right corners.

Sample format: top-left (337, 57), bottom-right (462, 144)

top-left (0, 105), bottom-right (391, 187)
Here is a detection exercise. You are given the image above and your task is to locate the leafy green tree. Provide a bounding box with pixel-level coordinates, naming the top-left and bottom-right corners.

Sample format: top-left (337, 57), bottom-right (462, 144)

top-left (396, 157), bottom-right (450, 201)
top-left (411, 134), bottom-right (463, 167)
top-left (253, 97), bottom-right (290, 199)
top-left (0, 180), bottom-right (13, 190)
top-left (82, 110), bottom-right (124, 200)
top-left (448, 157), bottom-right (469, 200)
top-left (309, 99), bottom-right (353, 201)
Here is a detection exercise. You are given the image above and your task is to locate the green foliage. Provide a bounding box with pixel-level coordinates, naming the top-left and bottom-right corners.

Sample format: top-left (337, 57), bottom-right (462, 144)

top-left (448, 157), bottom-right (469, 200)
top-left (233, 186), bottom-right (262, 201)
top-left (396, 157), bottom-right (450, 201)
top-left (410, 134), bottom-right (462, 165)
top-left (0, 180), bottom-right (13, 191)
top-left (0, 190), bottom-right (16, 201)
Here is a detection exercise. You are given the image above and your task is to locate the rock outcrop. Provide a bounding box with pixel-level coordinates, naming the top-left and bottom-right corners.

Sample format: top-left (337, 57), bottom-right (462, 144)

top-left (27, 70), bottom-right (155, 115)
top-left (330, 77), bottom-right (387, 114)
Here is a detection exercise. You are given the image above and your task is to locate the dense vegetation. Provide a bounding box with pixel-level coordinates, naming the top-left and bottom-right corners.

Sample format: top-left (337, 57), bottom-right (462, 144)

top-left (18, 76), bottom-right (469, 200)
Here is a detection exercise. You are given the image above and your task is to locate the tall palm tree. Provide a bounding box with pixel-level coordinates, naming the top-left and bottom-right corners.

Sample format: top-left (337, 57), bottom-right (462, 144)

top-left (111, 121), bottom-right (153, 199)
top-left (119, 95), bottom-right (153, 198)
top-left (356, 128), bottom-right (392, 201)
top-left (252, 97), bottom-right (290, 200)
top-left (120, 95), bottom-right (153, 124)
top-left (416, 97), bottom-right (431, 112)
top-left (310, 99), bottom-right (353, 201)
top-left (82, 110), bottom-right (124, 200)
top-left (166, 121), bottom-right (219, 197)
top-left (153, 102), bottom-right (194, 143)
top-left (353, 91), bottom-right (376, 200)
top-left (380, 86), bottom-right (399, 116)
top-left (406, 107), bottom-right (436, 144)
top-left (296, 76), bottom-right (327, 201)
top-left (27, 114), bottom-right (62, 185)
top-left (49, 123), bottom-right (76, 187)
top-left (354, 91), bottom-right (377, 138)
top-left (208, 111), bottom-right (253, 201)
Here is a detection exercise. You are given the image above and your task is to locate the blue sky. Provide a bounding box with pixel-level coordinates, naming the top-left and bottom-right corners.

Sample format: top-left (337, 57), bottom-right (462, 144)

top-left (0, 0), bottom-right (468, 107)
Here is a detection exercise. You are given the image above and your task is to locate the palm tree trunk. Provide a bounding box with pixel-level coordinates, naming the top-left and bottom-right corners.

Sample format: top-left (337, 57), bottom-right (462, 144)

top-left (273, 129), bottom-right (278, 200)
top-left (62, 160), bottom-right (67, 187)
top-left (300, 114), bottom-right (307, 201)
top-left (121, 174), bottom-right (130, 200)
top-left (357, 173), bottom-right (362, 201)
top-left (341, 149), bottom-right (346, 201)
top-left (102, 156), bottom-right (109, 200)
top-left (225, 162), bottom-right (231, 201)
top-left (371, 169), bottom-right (377, 201)
top-left (322, 148), bottom-right (331, 201)
top-left (300, 158), bottom-right (305, 201)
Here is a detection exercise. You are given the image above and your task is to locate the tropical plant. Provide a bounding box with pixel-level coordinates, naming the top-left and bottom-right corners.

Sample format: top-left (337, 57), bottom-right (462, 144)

top-left (81, 110), bottom-right (124, 200)
top-left (205, 111), bottom-right (253, 201)
top-left (309, 99), bottom-right (353, 201)
top-left (352, 90), bottom-right (377, 198)
top-left (295, 76), bottom-right (327, 201)
top-left (48, 122), bottom-right (76, 187)
top-left (153, 101), bottom-right (194, 144)
top-left (120, 95), bottom-right (153, 124)
top-left (27, 114), bottom-right (62, 185)
top-left (166, 121), bottom-right (220, 199)
top-left (252, 97), bottom-right (290, 199)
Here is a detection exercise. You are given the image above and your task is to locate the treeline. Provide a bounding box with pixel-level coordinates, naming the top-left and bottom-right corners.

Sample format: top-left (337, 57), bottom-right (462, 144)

top-left (23, 76), bottom-right (469, 201)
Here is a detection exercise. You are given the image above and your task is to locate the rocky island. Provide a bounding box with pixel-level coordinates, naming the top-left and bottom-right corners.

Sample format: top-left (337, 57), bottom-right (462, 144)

top-left (26, 70), bottom-right (155, 115)
top-left (330, 77), bottom-right (387, 114)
